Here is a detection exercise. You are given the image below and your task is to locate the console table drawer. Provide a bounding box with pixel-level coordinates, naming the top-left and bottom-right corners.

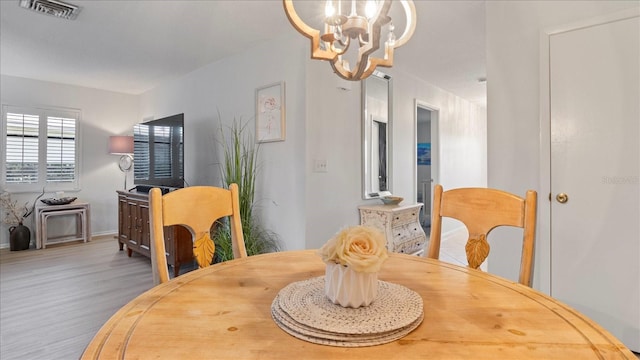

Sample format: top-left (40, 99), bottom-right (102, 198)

top-left (391, 210), bottom-right (421, 226)
top-left (392, 236), bottom-right (427, 256)
top-left (391, 223), bottom-right (425, 242)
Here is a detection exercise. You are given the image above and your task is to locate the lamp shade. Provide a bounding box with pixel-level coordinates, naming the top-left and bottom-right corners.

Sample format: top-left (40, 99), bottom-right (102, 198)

top-left (109, 136), bottom-right (134, 155)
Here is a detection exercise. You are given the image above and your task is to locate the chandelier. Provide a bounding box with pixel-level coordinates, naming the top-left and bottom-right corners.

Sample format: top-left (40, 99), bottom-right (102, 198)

top-left (283, 0), bottom-right (416, 81)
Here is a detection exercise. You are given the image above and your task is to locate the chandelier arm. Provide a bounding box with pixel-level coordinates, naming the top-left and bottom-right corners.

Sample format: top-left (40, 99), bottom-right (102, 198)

top-left (392, 0), bottom-right (417, 48)
top-left (358, 33), bottom-right (369, 46)
top-left (331, 37), bottom-right (350, 55)
top-left (283, 0), bottom-right (337, 61)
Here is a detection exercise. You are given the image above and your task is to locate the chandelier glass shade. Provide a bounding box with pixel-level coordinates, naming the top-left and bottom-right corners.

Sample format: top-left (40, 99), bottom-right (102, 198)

top-left (283, 0), bottom-right (416, 81)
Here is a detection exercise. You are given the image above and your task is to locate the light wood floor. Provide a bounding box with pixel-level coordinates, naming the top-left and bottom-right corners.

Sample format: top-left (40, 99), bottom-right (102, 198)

top-left (0, 236), bottom-right (157, 360)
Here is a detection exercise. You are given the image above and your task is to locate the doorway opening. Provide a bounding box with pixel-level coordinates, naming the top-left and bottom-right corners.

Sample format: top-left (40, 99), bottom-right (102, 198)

top-left (415, 101), bottom-right (439, 234)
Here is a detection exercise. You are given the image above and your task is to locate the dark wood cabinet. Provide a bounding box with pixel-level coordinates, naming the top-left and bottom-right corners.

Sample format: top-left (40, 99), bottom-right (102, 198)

top-left (117, 191), bottom-right (193, 277)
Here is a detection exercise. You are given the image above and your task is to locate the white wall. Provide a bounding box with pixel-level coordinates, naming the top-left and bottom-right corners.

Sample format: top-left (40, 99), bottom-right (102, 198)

top-left (485, 0), bottom-right (639, 288)
top-left (304, 60), bottom-right (363, 249)
top-left (139, 33), bottom-right (308, 251)
top-left (0, 75), bottom-right (139, 247)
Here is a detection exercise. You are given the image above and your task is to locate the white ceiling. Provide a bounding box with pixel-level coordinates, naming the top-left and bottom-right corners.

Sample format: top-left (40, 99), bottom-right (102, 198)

top-left (0, 0), bottom-right (486, 105)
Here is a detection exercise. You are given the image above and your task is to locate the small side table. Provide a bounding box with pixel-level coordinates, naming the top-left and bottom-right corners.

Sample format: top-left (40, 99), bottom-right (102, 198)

top-left (358, 203), bottom-right (427, 256)
top-left (35, 201), bottom-right (91, 249)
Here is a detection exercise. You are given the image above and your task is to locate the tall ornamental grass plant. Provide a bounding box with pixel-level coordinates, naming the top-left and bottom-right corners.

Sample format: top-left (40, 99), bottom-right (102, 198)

top-left (212, 117), bottom-right (280, 262)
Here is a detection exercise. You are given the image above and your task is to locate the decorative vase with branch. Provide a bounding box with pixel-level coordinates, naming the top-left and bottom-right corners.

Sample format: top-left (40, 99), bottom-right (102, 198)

top-left (212, 116), bottom-right (281, 262)
top-left (1, 189), bottom-right (45, 250)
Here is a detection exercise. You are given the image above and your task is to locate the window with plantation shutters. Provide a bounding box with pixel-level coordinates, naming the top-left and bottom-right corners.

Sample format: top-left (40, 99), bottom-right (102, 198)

top-left (1, 105), bottom-right (80, 191)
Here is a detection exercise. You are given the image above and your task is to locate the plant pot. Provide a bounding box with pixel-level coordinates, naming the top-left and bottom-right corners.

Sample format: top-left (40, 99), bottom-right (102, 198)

top-left (324, 262), bottom-right (378, 308)
top-left (9, 223), bottom-right (31, 251)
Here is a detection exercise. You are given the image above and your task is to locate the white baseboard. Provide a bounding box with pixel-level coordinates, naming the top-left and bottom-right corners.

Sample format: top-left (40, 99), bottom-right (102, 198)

top-left (0, 231), bottom-right (118, 249)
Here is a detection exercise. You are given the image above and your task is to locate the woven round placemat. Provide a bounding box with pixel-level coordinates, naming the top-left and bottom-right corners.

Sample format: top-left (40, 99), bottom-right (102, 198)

top-left (271, 276), bottom-right (424, 347)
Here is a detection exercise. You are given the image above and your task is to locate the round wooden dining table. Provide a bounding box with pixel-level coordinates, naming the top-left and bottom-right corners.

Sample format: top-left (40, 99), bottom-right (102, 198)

top-left (81, 250), bottom-right (634, 359)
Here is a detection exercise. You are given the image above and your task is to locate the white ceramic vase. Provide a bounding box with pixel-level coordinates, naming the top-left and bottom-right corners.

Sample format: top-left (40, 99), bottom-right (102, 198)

top-left (324, 262), bottom-right (378, 308)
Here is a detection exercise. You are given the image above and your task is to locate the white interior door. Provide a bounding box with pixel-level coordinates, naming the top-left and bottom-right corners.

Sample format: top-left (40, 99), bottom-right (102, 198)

top-left (550, 15), bottom-right (639, 351)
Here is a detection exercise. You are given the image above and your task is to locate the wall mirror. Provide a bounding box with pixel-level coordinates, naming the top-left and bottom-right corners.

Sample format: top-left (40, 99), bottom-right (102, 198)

top-left (362, 71), bottom-right (392, 199)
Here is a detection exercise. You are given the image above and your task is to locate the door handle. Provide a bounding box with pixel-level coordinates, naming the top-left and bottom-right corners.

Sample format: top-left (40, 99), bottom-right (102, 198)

top-left (556, 193), bottom-right (569, 204)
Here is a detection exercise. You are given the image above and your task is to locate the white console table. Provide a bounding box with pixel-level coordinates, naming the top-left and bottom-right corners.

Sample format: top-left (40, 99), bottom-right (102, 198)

top-left (358, 203), bottom-right (427, 256)
top-left (35, 201), bottom-right (91, 249)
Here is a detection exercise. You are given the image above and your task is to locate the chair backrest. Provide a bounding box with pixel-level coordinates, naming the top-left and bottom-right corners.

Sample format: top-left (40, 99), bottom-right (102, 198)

top-left (149, 184), bottom-right (247, 285)
top-left (427, 184), bottom-right (537, 287)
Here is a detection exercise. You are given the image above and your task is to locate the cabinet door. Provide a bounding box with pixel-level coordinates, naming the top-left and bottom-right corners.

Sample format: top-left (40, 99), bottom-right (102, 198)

top-left (125, 200), bottom-right (138, 250)
top-left (118, 196), bottom-right (129, 245)
top-left (137, 201), bottom-right (151, 256)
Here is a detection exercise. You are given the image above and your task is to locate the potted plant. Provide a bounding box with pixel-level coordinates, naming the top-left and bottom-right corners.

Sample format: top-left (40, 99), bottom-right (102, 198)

top-left (0, 189), bottom-right (44, 250)
top-left (211, 116), bottom-right (281, 262)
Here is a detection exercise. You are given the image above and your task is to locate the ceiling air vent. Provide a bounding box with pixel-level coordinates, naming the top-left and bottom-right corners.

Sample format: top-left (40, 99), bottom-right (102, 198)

top-left (18, 0), bottom-right (80, 20)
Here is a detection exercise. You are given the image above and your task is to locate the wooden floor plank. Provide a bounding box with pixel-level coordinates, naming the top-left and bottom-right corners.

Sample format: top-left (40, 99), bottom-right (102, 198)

top-left (0, 236), bottom-right (155, 360)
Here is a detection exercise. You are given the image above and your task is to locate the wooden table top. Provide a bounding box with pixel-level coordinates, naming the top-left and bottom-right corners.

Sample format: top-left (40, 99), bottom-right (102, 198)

top-left (82, 250), bottom-right (634, 359)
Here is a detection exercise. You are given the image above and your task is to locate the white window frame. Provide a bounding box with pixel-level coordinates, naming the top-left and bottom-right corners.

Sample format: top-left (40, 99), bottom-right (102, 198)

top-left (1, 104), bottom-right (82, 193)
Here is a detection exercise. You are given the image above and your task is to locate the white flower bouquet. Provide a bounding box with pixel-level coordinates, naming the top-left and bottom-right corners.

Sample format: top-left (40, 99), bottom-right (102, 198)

top-left (318, 226), bottom-right (388, 307)
top-left (318, 225), bottom-right (388, 272)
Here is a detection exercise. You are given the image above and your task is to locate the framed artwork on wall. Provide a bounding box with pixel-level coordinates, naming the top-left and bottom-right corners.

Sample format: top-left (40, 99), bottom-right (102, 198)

top-left (417, 143), bottom-right (431, 165)
top-left (255, 81), bottom-right (285, 143)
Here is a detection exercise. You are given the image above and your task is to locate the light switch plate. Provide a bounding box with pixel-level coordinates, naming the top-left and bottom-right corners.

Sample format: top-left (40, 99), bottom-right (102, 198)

top-left (313, 159), bottom-right (328, 173)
